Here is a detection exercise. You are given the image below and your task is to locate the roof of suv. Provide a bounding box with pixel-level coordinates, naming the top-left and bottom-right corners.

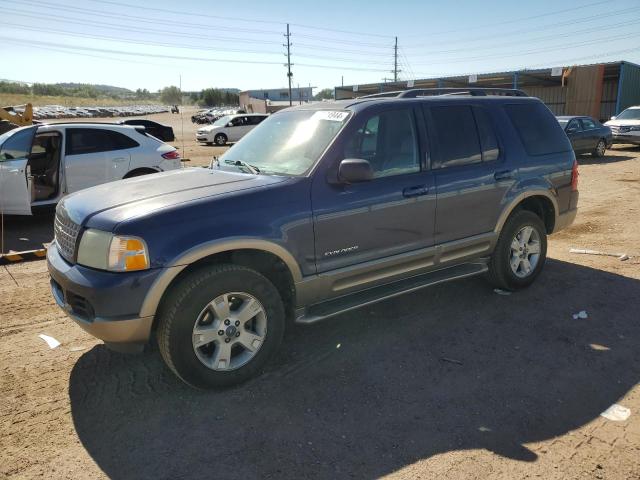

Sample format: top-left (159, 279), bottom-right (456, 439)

top-left (286, 94), bottom-right (540, 114)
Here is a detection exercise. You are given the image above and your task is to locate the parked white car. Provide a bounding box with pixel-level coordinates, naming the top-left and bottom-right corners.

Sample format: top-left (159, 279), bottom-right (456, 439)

top-left (0, 123), bottom-right (181, 215)
top-left (196, 113), bottom-right (268, 145)
top-left (605, 106), bottom-right (640, 145)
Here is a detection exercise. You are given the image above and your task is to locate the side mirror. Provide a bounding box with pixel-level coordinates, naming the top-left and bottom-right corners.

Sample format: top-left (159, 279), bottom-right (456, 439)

top-left (566, 126), bottom-right (578, 134)
top-left (610, 116), bottom-right (617, 120)
top-left (338, 158), bottom-right (374, 183)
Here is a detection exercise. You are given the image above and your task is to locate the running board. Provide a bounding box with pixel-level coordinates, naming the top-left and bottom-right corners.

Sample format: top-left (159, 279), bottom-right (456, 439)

top-left (295, 262), bottom-right (488, 324)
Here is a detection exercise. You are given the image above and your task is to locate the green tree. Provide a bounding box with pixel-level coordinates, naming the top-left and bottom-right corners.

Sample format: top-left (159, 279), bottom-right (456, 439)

top-left (314, 88), bottom-right (334, 100)
top-left (160, 85), bottom-right (182, 104)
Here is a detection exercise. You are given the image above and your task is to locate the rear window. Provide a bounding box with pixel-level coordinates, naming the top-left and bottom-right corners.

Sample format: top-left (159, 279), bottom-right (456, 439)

top-left (66, 128), bottom-right (139, 155)
top-left (505, 103), bottom-right (570, 156)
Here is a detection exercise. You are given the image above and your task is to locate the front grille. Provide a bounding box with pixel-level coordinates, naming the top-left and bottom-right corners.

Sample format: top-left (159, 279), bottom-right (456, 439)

top-left (54, 206), bottom-right (80, 263)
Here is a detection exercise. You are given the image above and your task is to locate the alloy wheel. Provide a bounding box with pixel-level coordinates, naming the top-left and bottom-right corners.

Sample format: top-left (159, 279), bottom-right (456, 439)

top-left (509, 225), bottom-right (541, 278)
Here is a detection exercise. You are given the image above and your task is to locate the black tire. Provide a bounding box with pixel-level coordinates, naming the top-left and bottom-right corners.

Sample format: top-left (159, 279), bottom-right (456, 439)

top-left (214, 133), bottom-right (227, 146)
top-left (592, 139), bottom-right (606, 158)
top-left (487, 210), bottom-right (547, 291)
top-left (157, 264), bottom-right (285, 389)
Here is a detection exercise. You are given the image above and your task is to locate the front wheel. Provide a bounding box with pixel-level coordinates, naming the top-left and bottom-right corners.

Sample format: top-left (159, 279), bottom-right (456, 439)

top-left (487, 210), bottom-right (547, 291)
top-left (592, 139), bottom-right (606, 158)
top-left (157, 264), bottom-right (285, 389)
top-left (214, 133), bottom-right (227, 146)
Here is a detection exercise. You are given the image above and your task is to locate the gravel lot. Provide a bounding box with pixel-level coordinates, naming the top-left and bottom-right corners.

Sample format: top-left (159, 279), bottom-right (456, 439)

top-left (1, 111), bottom-right (639, 479)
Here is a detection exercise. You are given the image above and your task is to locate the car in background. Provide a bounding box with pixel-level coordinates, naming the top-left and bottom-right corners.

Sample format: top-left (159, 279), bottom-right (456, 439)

top-left (196, 113), bottom-right (268, 145)
top-left (605, 106), bottom-right (640, 145)
top-left (0, 123), bottom-right (180, 215)
top-left (556, 115), bottom-right (612, 157)
top-left (121, 119), bottom-right (175, 142)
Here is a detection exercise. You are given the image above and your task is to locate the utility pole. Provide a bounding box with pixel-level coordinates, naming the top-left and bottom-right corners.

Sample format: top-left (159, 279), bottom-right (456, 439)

top-left (393, 36), bottom-right (399, 82)
top-left (284, 24), bottom-right (293, 106)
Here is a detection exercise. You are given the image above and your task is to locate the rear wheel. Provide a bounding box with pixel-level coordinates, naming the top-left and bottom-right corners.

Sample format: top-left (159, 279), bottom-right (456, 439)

top-left (157, 264), bottom-right (285, 389)
top-left (487, 210), bottom-right (547, 291)
top-left (592, 139), bottom-right (606, 157)
top-left (214, 133), bottom-right (227, 146)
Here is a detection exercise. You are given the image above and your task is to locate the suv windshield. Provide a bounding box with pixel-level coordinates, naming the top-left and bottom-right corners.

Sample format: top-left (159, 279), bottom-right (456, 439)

top-left (219, 109), bottom-right (350, 175)
top-left (616, 108), bottom-right (640, 121)
top-left (213, 115), bottom-right (232, 127)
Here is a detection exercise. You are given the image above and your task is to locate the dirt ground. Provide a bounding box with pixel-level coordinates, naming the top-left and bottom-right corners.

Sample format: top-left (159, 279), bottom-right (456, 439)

top-left (1, 112), bottom-right (639, 478)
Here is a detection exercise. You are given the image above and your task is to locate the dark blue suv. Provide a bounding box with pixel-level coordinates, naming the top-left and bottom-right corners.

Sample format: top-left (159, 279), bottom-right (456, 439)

top-left (48, 89), bottom-right (579, 388)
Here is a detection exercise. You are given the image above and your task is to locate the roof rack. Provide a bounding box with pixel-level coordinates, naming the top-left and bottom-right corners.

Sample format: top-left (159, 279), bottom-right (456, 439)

top-left (360, 88), bottom-right (527, 99)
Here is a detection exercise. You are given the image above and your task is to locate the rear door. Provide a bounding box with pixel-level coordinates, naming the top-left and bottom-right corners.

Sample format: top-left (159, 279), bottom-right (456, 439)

top-left (64, 128), bottom-right (131, 192)
top-left (226, 116), bottom-right (248, 142)
top-left (0, 126), bottom-right (36, 215)
top-left (425, 103), bottom-right (515, 244)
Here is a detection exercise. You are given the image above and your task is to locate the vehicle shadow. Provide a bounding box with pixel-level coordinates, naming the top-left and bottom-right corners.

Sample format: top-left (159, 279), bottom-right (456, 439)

top-left (0, 210), bottom-right (54, 253)
top-left (68, 259), bottom-right (640, 479)
top-left (576, 153), bottom-right (636, 166)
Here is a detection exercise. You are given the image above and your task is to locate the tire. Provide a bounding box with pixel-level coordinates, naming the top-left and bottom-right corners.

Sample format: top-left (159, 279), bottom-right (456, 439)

top-left (157, 264), bottom-right (285, 389)
top-left (214, 133), bottom-right (227, 146)
top-left (592, 139), bottom-right (606, 158)
top-left (487, 210), bottom-right (547, 291)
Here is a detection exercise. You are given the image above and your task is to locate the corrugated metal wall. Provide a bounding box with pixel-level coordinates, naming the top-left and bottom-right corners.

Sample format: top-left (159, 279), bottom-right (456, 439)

top-left (522, 85), bottom-right (566, 115)
top-left (600, 80), bottom-right (618, 120)
top-left (617, 62), bottom-right (640, 113)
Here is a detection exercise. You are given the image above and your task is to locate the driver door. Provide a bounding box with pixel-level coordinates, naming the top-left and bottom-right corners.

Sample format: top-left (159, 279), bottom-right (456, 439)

top-left (0, 126), bottom-right (36, 215)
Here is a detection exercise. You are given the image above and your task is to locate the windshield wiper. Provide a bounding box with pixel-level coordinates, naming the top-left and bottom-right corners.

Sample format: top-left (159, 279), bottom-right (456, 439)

top-left (223, 159), bottom-right (260, 174)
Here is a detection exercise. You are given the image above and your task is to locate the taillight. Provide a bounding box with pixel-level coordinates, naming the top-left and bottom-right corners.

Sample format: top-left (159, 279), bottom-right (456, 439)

top-left (162, 150), bottom-right (180, 160)
top-left (571, 159), bottom-right (579, 191)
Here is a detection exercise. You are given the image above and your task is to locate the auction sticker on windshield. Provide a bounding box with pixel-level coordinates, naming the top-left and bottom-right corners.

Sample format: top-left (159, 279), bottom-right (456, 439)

top-left (311, 111), bottom-right (349, 122)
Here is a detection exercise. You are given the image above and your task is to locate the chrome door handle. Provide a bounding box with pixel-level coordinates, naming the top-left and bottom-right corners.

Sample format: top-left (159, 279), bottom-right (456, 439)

top-left (9, 169), bottom-right (23, 173)
top-left (403, 185), bottom-right (429, 198)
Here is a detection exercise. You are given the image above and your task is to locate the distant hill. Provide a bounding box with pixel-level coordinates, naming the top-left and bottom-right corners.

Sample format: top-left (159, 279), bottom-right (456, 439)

top-left (55, 83), bottom-right (134, 95)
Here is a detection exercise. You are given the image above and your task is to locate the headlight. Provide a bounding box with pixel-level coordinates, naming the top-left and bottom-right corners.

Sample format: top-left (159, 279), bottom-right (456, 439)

top-left (77, 229), bottom-right (150, 272)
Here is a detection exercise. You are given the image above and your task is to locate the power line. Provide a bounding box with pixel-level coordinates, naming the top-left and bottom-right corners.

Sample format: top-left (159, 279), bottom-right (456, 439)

top-left (0, 37), bottom-right (390, 73)
top-left (404, 31), bottom-right (637, 66)
top-left (81, 0), bottom-right (394, 38)
top-left (1, 0), bottom-right (283, 35)
top-left (403, 6), bottom-right (640, 49)
top-left (403, 0), bottom-right (613, 38)
top-left (403, 17), bottom-right (640, 57)
top-left (3, 23), bottom-right (395, 66)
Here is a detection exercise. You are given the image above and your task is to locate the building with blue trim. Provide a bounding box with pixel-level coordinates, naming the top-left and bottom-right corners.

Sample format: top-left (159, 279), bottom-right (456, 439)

top-left (335, 61), bottom-right (640, 121)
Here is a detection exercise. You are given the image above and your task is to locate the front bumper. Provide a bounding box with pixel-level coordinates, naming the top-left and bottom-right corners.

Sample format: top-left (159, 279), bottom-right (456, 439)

top-left (611, 133), bottom-right (640, 145)
top-left (47, 244), bottom-right (163, 349)
top-left (196, 134), bottom-right (210, 141)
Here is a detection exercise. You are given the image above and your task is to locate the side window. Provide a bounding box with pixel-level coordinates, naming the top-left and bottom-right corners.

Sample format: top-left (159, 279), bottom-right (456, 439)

top-left (343, 109), bottom-right (419, 178)
top-left (429, 105), bottom-right (481, 168)
top-left (108, 131), bottom-right (139, 150)
top-left (567, 119), bottom-right (581, 132)
top-left (0, 127), bottom-right (35, 161)
top-left (473, 107), bottom-right (500, 162)
top-left (580, 118), bottom-right (596, 130)
top-left (66, 129), bottom-right (114, 155)
top-left (504, 103), bottom-right (571, 156)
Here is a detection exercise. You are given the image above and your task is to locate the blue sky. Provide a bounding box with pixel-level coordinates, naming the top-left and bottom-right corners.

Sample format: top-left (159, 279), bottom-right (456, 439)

top-left (1, 0), bottom-right (639, 93)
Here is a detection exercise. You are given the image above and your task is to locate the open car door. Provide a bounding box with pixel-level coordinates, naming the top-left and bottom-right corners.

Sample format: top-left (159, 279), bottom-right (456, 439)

top-left (0, 126), bottom-right (36, 215)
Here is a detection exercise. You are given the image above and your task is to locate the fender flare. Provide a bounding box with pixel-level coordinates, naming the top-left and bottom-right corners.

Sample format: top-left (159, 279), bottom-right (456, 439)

top-left (493, 190), bottom-right (559, 234)
top-left (139, 238), bottom-right (303, 318)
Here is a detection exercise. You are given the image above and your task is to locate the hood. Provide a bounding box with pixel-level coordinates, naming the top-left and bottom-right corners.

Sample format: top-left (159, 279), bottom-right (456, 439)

top-left (60, 168), bottom-right (288, 229)
top-left (604, 119), bottom-right (640, 127)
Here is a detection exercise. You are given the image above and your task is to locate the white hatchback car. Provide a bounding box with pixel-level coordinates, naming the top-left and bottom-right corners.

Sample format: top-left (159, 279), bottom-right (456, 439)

top-left (0, 123), bottom-right (181, 215)
top-left (196, 113), bottom-right (268, 145)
